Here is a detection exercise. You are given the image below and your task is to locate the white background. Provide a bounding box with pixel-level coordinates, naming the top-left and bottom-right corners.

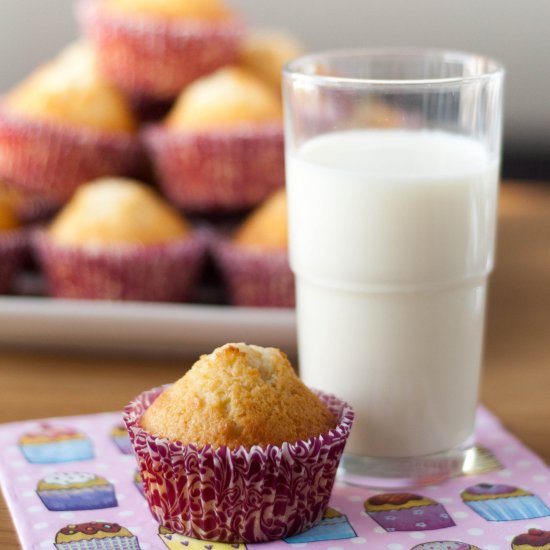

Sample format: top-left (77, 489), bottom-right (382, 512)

top-left (0, 0), bottom-right (548, 152)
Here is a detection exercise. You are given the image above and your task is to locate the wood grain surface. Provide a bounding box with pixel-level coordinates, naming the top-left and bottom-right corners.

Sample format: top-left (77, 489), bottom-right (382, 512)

top-left (0, 181), bottom-right (549, 548)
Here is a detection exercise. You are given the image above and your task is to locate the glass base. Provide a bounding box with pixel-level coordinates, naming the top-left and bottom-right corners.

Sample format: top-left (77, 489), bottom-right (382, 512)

top-left (338, 439), bottom-right (482, 488)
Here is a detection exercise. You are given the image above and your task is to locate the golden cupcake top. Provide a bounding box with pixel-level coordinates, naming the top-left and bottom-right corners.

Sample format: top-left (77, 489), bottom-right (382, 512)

top-left (0, 195), bottom-right (20, 231)
top-left (48, 177), bottom-right (191, 247)
top-left (233, 189), bottom-right (287, 249)
top-left (140, 343), bottom-right (336, 449)
top-left (239, 29), bottom-right (303, 91)
top-left (165, 67), bottom-right (282, 130)
top-left (5, 42), bottom-right (136, 133)
top-left (105, 0), bottom-right (231, 20)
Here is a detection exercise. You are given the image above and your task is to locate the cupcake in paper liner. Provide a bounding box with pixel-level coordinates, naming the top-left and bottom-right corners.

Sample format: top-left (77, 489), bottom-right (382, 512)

top-left (283, 507), bottom-right (356, 543)
top-left (124, 343), bottom-right (354, 543)
top-left (0, 42), bottom-right (141, 201)
top-left (0, 181), bottom-right (62, 224)
top-left (77, 0), bottom-right (244, 101)
top-left (37, 472), bottom-right (117, 511)
top-left (461, 483), bottom-right (550, 522)
top-left (33, 177), bottom-right (206, 302)
top-left (511, 528), bottom-right (550, 550)
top-left (0, 196), bottom-right (28, 294)
top-left (364, 493), bottom-right (455, 532)
top-left (144, 66), bottom-right (285, 213)
top-left (211, 189), bottom-right (294, 307)
top-left (411, 543), bottom-right (481, 550)
top-left (54, 522), bottom-right (140, 550)
top-left (159, 526), bottom-right (247, 550)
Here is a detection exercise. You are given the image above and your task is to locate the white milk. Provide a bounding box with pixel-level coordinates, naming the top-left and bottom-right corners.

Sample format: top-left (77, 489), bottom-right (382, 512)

top-left (287, 129), bottom-right (499, 458)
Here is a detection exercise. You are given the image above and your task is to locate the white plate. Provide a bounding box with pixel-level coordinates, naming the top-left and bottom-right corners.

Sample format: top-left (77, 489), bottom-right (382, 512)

top-left (0, 297), bottom-right (297, 357)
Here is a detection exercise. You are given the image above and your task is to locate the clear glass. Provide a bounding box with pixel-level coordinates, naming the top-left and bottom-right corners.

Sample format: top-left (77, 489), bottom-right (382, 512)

top-left (283, 48), bottom-right (504, 487)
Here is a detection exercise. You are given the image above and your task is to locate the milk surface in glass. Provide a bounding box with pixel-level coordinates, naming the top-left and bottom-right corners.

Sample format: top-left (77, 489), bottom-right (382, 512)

top-left (287, 129), bottom-right (499, 458)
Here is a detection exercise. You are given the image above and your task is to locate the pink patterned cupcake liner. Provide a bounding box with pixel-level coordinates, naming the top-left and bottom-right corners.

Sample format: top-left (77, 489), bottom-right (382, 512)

top-left (0, 228), bottom-right (28, 294)
top-left (0, 104), bottom-right (142, 201)
top-left (33, 230), bottom-right (206, 302)
top-left (123, 385), bottom-right (354, 543)
top-left (211, 235), bottom-right (294, 307)
top-left (78, 0), bottom-right (244, 101)
top-left (143, 124), bottom-right (285, 213)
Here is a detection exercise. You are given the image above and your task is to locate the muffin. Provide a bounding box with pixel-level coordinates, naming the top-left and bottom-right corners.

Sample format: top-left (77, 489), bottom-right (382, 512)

top-left (143, 66), bottom-right (285, 213)
top-left (0, 181), bottom-right (61, 223)
top-left (33, 177), bottom-right (205, 301)
top-left (124, 343), bottom-right (354, 543)
top-left (0, 196), bottom-right (27, 294)
top-left (239, 29), bottom-right (303, 93)
top-left (212, 189), bottom-right (294, 307)
top-left (0, 42), bottom-right (141, 200)
top-left (461, 483), bottom-right (550, 521)
top-left (77, 0), bottom-right (244, 101)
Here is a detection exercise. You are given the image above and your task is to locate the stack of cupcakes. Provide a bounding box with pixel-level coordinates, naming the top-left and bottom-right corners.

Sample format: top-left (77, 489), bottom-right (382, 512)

top-left (0, 0), bottom-right (303, 304)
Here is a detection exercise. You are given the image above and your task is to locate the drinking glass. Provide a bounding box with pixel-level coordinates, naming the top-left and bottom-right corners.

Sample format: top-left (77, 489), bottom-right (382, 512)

top-left (283, 49), bottom-right (504, 486)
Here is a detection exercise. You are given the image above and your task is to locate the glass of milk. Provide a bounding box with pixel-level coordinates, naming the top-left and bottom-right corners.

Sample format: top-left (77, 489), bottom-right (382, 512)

top-left (283, 49), bottom-right (504, 486)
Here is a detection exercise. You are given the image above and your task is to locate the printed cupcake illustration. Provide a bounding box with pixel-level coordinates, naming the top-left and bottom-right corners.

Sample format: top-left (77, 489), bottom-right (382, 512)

top-left (461, 483), bottom-right (550, 521)
top-left (364, 493), bottom-right (455, 532)
top-left (19, 423), bottom-right (94, 464)
top-left (159, 526), bottom-right (247, 550)
top-left (411, 543), bottom-right (481, 550)
top-left (284, 507), bottom-right (356, 543)
top-left (54, 522), bottom-right (140, 549)
top-left (511, 528), bottom-right (550, 550)
top-left (133, 469), bottom-right (145, 497)
top-left (111, 425), bottom-right (132, 454)
top-left (37, 472), bottom-right (117, 511)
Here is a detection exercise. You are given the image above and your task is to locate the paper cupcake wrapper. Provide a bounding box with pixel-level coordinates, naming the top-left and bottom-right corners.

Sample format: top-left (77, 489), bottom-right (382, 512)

top-left (33, 230), bottom-right (206, 302)
top-left (124, 385), bottom-right (354, 543)
top-left (0, 228), bottom-right (28, 294)
top-left (144, 124), bottom-right (285, 213)
top-left (465, 495), bottom-right (550, 521)
top-left (78, 0), bottom-right (244, 100)
top-left (0, 104), bottom-right (143, 201)
top-left (211, 235), bottom-right (294, 307)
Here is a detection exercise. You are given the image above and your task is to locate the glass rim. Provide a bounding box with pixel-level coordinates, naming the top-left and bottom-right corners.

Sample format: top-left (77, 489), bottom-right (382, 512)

top-left (283, 47), bottom-right (505, 88)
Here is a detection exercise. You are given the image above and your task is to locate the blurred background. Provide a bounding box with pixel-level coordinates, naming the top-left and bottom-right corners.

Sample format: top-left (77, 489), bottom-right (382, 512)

top-left (0, 0), bottom-right (549, 181)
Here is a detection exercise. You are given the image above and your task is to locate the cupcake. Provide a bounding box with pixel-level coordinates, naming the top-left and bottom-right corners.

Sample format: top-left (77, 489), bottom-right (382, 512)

top-left (283, 507), bottom-right (356, 543)
top-left (0, 181), bottom-right (61, 223)
top-left (78, 0), bottom-right (243, 101)
top-left (461, 483), bottom-right (550, 522)
top-left (239, 29), bottom-right (303, 94)
top-left (512, 529), bottom-right (550, 550)
top-left (411, 543), bottom-right (481, 550)
top-left (54, 522), bottom-right (140, 550)
top-left (110, 424), bottom-right (132, 454)
top-left (0, 42), bottom-right (141, 201)
top-left (212, 189), bottom-right (294, 307)
top-left (33, 177), bottom-right (205, 301)
top-left (19, 423), bottom-right (94, 464)
top-left (0, 196), bottom-right (27, 294)
top-left (159, 526), bottom-right (247, 550)
top-left (37, 472), bottom-right (117, 511)
top-left (144, 66), bottom-right (285, 213)
top-left (364, 493), bottom-right (455, 532)
top-left (124, 343), bottom-right (354, 543)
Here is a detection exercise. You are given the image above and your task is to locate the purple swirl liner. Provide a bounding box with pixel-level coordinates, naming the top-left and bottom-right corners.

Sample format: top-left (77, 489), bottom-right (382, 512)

top-left (143, 124), bottom-right (285, 213)
top-left (123, 386), bottom-right (354, 543)
top-left (33, 230), bottom-right (206, 302)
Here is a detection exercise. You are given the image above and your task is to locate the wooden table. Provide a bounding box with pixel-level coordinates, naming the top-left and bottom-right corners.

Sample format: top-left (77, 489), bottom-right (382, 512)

top-left (1, 181), bottom-right (549, 548)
